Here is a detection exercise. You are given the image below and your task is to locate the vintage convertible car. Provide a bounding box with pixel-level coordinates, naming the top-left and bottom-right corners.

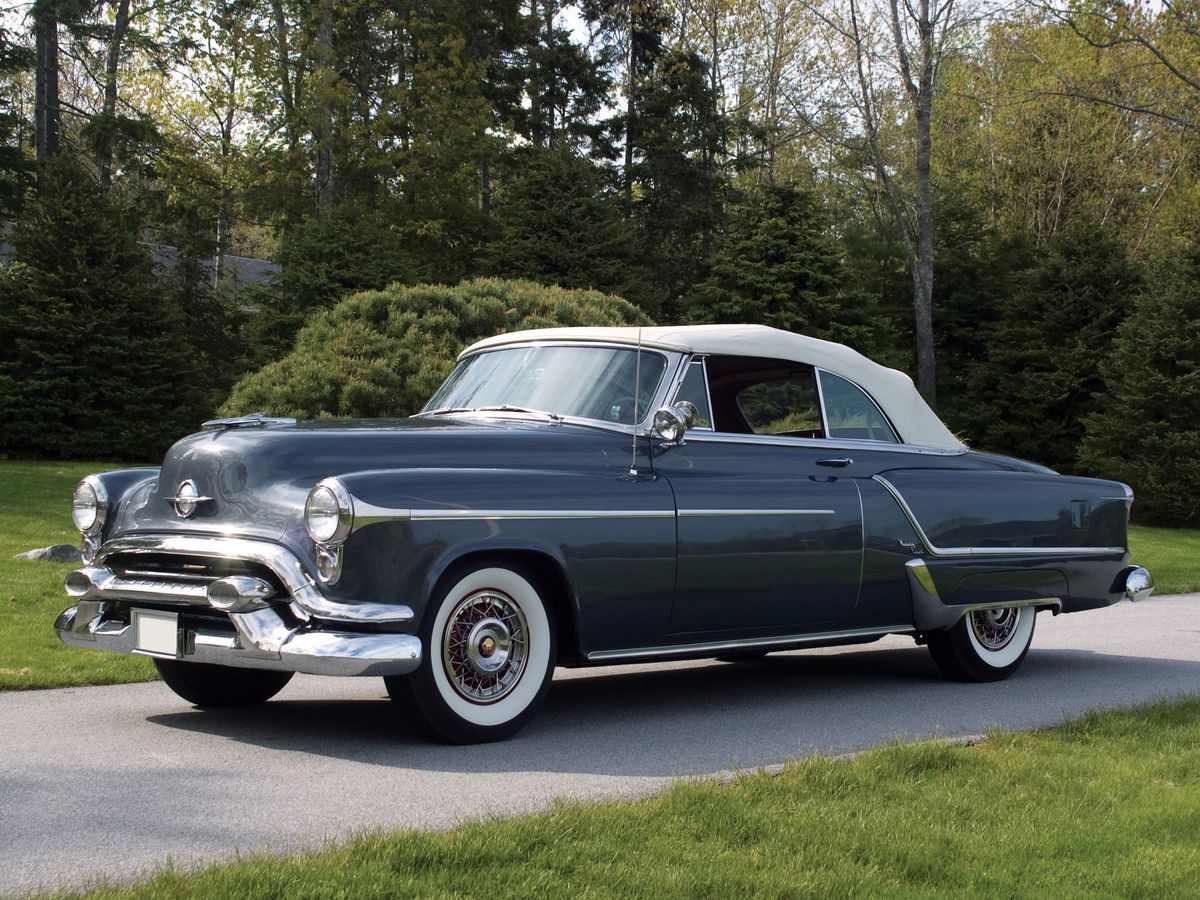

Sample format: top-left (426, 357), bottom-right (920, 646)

top-left (56, 325), bottom-right (1154, 742)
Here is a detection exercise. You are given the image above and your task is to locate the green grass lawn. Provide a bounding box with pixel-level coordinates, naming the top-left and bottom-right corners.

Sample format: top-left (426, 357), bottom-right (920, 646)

top-left (1, 461), bottom-right (1197, 693)
top-left (0, 461), bottom-right (154, 691)
top-left (54, 698), bottom-right (1200, 898)
top-left (1129, 523), bottom-right (1200, 594)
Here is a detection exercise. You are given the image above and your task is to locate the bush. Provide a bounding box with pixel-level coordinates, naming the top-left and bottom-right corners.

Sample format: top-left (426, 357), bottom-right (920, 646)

top-left (1079, 252), bottom-right (1200, 526)
top-left (220, 278), bottom-right (652, 418)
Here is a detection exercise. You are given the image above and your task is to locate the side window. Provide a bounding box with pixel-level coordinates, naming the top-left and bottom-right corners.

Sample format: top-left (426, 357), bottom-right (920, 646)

top-left (818, 370), bottom-right (898, 443)
top-left (673, 360), bottom-right (713, 429)
top-left (735, 369), bottom-right (824, 437)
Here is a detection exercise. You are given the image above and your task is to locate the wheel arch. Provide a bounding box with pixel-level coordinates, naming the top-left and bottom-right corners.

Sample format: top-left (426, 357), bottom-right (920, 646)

top-left (424, 547), bottom-right (583, 664)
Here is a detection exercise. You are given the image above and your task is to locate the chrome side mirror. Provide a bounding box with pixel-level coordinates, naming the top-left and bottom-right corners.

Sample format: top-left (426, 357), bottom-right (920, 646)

top-left (653, 401), bottom-right (700, 443)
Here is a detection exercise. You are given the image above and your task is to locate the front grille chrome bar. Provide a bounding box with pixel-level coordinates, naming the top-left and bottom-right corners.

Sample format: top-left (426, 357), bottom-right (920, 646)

top-left (79, 534), bottom-right (413, 626)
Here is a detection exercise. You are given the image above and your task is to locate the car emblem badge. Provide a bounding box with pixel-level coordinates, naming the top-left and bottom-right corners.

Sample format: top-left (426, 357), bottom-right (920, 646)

top-left (165, 479), bottom-right (213, 518)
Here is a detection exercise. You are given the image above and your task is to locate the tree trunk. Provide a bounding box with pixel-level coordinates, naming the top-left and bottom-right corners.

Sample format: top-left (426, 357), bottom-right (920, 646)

top-left (913, 94), bottom-right (936, 404)
top-left (624, 5), bottom-right (635, 210)
top-left (270, 0), bottom-right (300, 157)
top-left (99, 0), bottom-right (133, 186)
top-left (314, 0), bottom-right (335, 208)
top-left (34, 6), bottom-right (59, 178)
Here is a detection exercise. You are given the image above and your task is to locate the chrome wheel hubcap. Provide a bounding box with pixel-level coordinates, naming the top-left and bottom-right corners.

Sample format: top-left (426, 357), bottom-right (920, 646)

top-left (970, 607), bottom-right (1020, 651)
top-left (442, 590), bottom-right (529, 703)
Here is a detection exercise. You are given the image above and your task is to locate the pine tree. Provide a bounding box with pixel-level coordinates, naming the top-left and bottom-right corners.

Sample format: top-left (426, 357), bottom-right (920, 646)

top-left (483, 147), bottom-right (641, 301)
top-left (1079, 249), bottom-right (1200, 525)
top-left (684, 185), bottom-right (857, 341)
top-left (964, 224), bottom-right (1142, 469)
top-left (0, 161), bottom-right (207, 460)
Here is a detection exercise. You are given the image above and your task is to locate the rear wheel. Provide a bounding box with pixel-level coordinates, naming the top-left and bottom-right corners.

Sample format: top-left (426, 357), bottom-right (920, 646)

top-left (926, 605), bottom-right (1036, 682)
top-left (385, 562), bottom-right (556, 744)
top-left (154, 659), bottom-right (293, 707)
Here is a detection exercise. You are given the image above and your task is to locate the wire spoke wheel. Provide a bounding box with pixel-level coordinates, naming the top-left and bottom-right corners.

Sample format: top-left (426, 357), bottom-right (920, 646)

top-left (386, 563), bottom-right (556, 743)
top-left (927, 603), bottom-right (1037, 682)
top-left (968, 607), bottom-right (1020, 652)
top-left (441, 589), bottom-right (530, 704)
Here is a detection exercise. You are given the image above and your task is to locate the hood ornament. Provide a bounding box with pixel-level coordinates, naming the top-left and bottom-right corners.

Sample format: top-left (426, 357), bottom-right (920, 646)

top-left (202, 412), bottom-right (297, 431)
top-left (165, 479), bottom-right (213, 518)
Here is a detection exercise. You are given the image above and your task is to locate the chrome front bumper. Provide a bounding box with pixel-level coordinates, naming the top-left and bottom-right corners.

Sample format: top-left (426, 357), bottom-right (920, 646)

top-left (55, 603), bottom-right (422, 676)
top-left (54, 535), bottom-right (424, 677)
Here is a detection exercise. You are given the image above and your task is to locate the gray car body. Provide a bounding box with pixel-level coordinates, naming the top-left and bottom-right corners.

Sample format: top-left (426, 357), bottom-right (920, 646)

top-left (81, 354), bottom-right (1134, 667)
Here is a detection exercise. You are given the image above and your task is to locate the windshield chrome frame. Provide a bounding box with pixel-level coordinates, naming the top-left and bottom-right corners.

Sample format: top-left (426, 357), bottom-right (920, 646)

top-left (416, 341), bottom-right (688, 435)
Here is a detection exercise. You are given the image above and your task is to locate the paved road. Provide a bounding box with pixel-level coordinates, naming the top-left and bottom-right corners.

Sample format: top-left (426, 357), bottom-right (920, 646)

top-left (2, 594), bottom-right (1198, 896)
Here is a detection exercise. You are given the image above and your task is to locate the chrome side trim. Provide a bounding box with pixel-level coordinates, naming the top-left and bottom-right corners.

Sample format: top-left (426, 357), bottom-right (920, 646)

top-left (586, 625), bottom-right (909, 662)
top-left (357, 505), bottom-right (836, 525)
top-left (873, 476), bottom-right (1125, 558)
top-left (684, 430), bottom-right (965, 456)
top-left (352, 503), bottom-right (677, 527)
top-left (677, 508), bottom-right (835, 517)
top-left (411, 508), bottom-right (675, 521)
top-left (93, 535), bottom-right (414, 625)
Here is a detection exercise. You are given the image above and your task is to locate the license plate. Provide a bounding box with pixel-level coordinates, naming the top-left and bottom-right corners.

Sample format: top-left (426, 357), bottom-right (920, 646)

top-left (132, 609), bottom-right (179, 657)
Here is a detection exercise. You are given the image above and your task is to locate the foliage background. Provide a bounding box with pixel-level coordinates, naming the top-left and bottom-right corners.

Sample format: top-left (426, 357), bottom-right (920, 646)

top-left (0, 0), bottom-right (1198, 523)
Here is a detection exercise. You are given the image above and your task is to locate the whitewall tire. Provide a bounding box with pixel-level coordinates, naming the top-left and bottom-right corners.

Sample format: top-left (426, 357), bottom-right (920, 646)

top-left (926, 605), bottom-right (1036, 682)
top-left (385, 562), bottom-right (556, 743)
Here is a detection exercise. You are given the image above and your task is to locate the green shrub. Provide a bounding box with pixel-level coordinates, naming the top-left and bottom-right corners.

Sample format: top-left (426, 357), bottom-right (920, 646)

top-left (220, 278), bottom-right (652, 418)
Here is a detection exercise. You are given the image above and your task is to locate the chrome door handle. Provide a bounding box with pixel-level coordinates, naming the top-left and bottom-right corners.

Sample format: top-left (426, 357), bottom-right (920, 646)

top-left (816, 458), bottom-right (853, 467)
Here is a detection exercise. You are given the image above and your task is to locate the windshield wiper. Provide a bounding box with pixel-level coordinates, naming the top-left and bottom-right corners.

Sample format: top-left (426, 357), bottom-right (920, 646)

top-left (420, 405), bottom-right (563, 422)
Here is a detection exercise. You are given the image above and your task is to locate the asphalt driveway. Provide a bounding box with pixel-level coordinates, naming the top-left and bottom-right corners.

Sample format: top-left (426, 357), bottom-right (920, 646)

top-left (2, 594), bottom-right (1197, 896)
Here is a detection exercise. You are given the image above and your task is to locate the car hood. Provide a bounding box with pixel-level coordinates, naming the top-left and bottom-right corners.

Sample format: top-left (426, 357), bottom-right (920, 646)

top-left (111, 416), bottom-right (617, 542)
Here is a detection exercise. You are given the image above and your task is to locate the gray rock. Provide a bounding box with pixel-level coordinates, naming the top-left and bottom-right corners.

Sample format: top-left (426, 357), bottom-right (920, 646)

top-left (15, 544), bottom-right (81, 563)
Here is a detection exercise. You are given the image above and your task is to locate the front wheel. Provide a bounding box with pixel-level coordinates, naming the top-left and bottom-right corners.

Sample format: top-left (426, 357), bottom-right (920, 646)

top-left (154, 659), bottom-right (294, 707)
top-left (385, 563), bottom-right (556, 744)
top-left (925, 605), bottom-right (1036, 682)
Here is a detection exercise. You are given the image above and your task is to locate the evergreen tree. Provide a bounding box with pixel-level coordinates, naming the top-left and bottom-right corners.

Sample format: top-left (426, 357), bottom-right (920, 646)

top-left (964, 224), bottom-right (1142, 469)
top-left (684, 184), bottom-right (873, 348)
top-left (0, 161), bottom-right (206, 460)
top-left (0, 25), bottom-right (32, 215)
top-left (1079, 250), bottom-right (1200, 525)
top-left (631, 46), bottom-right (730, 320)
top-left (483, 147), bottom-right (640, 301)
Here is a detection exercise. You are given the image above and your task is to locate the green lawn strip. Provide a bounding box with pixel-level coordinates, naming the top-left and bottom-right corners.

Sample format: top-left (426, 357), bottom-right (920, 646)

top-left (1129, 524), bottom-right (1200, 594)
top-left (1, 460), bottom-right (1196, 693)
top-left (47, 697), bottom-right (1200, 899)
top-left (0, 461), bottom-right (155, 691)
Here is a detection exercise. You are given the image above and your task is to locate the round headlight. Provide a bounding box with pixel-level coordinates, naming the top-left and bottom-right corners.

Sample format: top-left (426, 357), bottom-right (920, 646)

top-left (72, 476), bottom-right (107, 536)
top-left (304, 479), bottom-right (353, 546)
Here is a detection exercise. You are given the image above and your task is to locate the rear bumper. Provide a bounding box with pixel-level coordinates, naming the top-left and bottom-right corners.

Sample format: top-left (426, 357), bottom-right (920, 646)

top-left (55, 602), bottom-right (423, 677)
top-left (55, 534), bottom-right (424, 677)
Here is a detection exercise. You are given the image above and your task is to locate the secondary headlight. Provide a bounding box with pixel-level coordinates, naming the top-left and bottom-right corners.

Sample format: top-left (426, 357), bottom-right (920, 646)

top-left (304, 478), bottom-right (353, 546)
top-left (71, 476), bottom-right (107, 536)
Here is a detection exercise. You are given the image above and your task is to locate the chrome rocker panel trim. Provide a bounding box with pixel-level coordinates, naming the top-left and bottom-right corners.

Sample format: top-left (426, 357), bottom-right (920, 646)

top-left (55, 603), bottom-right (421, 678)
top-left (90, 535), bottom-right (414, 626)
top-left (587, 624), bottom-right (910, 662)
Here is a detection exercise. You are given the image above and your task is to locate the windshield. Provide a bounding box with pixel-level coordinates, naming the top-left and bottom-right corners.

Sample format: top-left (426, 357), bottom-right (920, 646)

top-left (424, 345), bottom-right (669, 426)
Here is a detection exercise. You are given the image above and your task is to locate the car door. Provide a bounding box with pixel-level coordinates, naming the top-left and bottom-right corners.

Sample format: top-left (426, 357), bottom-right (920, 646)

top-left (653, 356), bottom-right (865, 636)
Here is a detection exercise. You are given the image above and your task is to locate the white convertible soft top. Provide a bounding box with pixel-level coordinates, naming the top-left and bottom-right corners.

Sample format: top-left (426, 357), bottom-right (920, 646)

top-left (462, 324), bottom-right (964, 451)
